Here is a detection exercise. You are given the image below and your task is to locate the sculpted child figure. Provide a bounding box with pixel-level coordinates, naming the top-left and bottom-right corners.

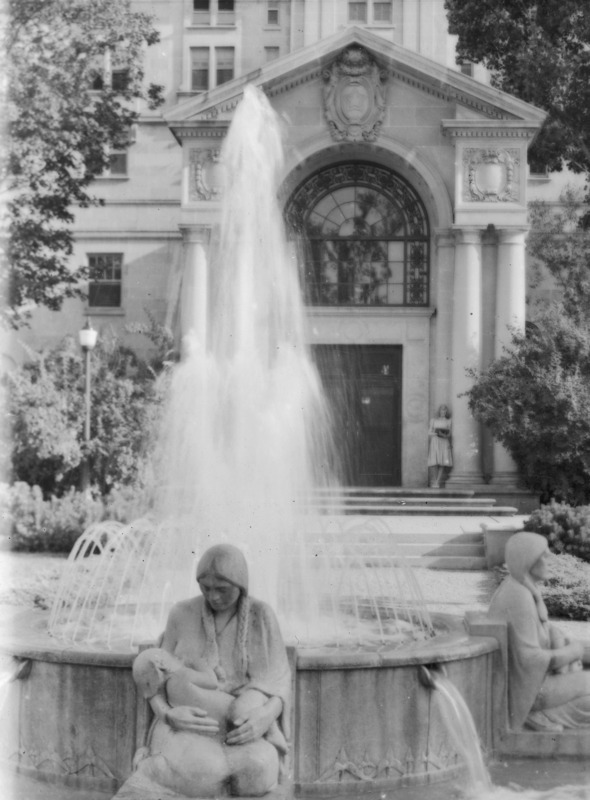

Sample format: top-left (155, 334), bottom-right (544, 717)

top-left (489, 532), bottom-right (590, 732)
top-left (119, 544), bottom-right (291, 799)
top-left (133, 647), bottom-right (287, 749)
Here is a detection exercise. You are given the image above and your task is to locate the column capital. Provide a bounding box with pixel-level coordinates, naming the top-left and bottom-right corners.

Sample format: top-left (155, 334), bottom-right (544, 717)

top-left (497, 227), bottom-right (529, 245)
top-left (453, 227), bottom-right (484, 246)
top-left (179, 224), bottom-right (211, 244)
top-left (434, 228), bottom-right (455, 247)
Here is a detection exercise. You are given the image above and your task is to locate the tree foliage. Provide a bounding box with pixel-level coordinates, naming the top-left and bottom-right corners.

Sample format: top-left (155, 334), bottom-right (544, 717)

top-left (445, 0), bottom-right (590, 175)
top-left (466, 311), bottom-right (590, 503)
top-left (3, 0), bottom-right (163, 325)
top-left (4, 334), bottom-right (168, 497)
top-left (466, 198), bottom-right (590, 504)
top-left (527, 189), bottom-right (590, 318)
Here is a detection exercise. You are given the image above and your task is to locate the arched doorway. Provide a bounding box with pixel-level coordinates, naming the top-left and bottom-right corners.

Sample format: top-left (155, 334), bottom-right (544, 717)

top-left (286, 162), bottom-right (430, 486)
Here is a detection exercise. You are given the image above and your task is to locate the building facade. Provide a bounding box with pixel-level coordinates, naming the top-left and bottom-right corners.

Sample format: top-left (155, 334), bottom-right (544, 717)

top-left (10, 0), bottom-right (576, 490)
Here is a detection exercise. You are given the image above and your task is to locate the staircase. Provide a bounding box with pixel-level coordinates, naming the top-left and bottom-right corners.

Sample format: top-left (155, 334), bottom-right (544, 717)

top-left (306, 488), bottom-right (523, 570)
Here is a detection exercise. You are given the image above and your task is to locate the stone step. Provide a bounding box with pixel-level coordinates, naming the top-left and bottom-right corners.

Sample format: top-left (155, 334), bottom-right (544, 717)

top-left (311, 496), bottom-right (496, 505)
top-left (309, 504), bottom-right (518, 516)
top-left (312, 487), bottom-right (477, 498)
top-left (331, 531), bottom-right (484, 544)
top-left (328, 542), bottom-right (485, 557)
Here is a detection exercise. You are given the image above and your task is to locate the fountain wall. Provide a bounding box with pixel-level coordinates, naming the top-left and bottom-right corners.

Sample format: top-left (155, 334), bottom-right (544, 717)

top-left (1, 612), bottom-right (501, 798)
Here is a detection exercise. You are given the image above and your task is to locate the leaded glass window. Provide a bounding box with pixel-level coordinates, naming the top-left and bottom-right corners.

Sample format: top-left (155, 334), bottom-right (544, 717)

top-left (285, 163), bottom-right (430, 307)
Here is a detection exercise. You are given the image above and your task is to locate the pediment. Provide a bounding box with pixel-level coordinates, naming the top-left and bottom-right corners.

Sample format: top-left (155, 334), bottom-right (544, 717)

top-left (166, 25), bottom-right (545, 141)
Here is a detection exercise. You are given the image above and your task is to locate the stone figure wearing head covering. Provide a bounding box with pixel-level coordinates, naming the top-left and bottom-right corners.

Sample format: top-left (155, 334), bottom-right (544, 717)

top-left (119, 543), bottom-right (291, 799)
top-left (488, 532), bottom-right (590, 732)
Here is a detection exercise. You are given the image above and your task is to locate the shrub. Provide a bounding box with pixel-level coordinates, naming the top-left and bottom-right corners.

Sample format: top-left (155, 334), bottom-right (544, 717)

top-left (465, 309), bottom-right (590, 504)
top-left (524, 502), bottom-right (590, 563)
top-left (543, 554), bottom-right (590, 622)
top-left (4, 333), bottom-right (168, 498)
top-left (1, 481), bottom-right (141, 553)
top-left (493, 552), bottom-right (590, 622)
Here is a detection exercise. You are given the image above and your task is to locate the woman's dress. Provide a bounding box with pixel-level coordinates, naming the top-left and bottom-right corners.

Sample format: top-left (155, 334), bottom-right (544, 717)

top-left (427, 418), bottom-right (452, 468)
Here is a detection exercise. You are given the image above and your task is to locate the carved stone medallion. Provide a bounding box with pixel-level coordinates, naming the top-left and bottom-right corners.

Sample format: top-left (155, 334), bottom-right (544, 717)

top-left (323, 45), bottom-right (387, 142)
top-left (462, 148), bottom-right (520, 202)
top-left (189, 148), bottom-right (222, 201)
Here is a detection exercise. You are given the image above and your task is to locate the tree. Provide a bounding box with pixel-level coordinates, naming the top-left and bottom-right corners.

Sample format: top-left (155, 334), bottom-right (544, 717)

top-left (465, 196), bottom-right (590, 504)
top-left (444, 0), bottom-right (590, 176)
top-left (466, 310), bottom-right (590, 504)
top-left (527, 189), bottom-right (590, 320)
top-left (5, 334), bottom-right (168, 497)
top-left (3, 0), bottom-right (163, 326)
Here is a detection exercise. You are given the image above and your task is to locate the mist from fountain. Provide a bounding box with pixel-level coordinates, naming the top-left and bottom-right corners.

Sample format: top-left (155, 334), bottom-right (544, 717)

top-left (49, 84), bottom-right (434, 650)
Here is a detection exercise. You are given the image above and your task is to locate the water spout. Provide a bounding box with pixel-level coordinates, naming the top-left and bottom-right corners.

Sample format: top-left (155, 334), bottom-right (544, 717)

top-left (427, 669), bottom-right (492, 794)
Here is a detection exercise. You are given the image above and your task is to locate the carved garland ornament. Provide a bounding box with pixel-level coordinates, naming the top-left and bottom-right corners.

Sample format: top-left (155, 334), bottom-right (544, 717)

top-left (315, 744), bottom-right (460, 783)
top-left (462, 148), bottom-right (520, 202)
top-left (189, 148), bottom-right (222, 201)
top-left (323, 45), bottom-right (388, 142)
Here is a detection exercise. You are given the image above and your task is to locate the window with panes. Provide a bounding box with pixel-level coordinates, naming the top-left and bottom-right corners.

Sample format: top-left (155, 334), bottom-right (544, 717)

top-left (265, 46), bottom-right (280, 62)
top-left (267, 1), bottom-right (279, 25)
top-left (191, 48), bottom-right (209, 91)
top-left (216, 47), bottom-right (234, 85)
top-left (286, 163), bottom-right (430, 307)
top-left (88, 254), bottom-right (122, 307)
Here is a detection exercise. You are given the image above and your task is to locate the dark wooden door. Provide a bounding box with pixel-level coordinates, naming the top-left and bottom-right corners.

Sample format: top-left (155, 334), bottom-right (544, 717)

top-left (313, 345), bottom-right (402, 486)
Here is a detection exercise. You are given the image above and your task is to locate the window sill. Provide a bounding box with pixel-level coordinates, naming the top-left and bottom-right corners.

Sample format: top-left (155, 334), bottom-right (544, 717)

top-left (186, 23), bottom-right (237, 30)
top-left (94, 176), bottom-right (129, 182)
top-left (86, 307), bottom-right (125, 316)
top-left (528, 172), bottom-right (551, 184)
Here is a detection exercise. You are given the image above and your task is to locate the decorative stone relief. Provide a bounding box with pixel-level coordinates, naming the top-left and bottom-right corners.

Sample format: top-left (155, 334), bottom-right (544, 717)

top-left (323, 45), bottom-right (387, 142)
top-left (189, 148), bottom-right (222, 201)
top-left (462, 148), bottom-right (520, 202)
top-left (14, 744), bottom-right (118, 779)
top-left (315, 744), bottom-right (459, 783)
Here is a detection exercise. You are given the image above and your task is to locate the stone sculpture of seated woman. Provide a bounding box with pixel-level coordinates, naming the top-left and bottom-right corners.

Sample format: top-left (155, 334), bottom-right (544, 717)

top-left (488, 532), bottom-right (590, 732)
top-left (114, 543), bottom-right (291, 799)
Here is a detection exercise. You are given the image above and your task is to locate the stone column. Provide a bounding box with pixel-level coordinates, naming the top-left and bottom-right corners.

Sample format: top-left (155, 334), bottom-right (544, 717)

top-left (179, 225), bottom-right (210, 353)
top-left (432, 230), bottom-right (455, 407)
top-left (491, 227), bottom-right (527, 484)
top-left (447, 228), bottom-right (483, 485)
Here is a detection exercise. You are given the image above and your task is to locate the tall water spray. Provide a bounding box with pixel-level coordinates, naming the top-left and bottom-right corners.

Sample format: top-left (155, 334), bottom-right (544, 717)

top-left (147, 85), bottom-right (337, 635)
top-left (50, 85), bottom-right (433, 649)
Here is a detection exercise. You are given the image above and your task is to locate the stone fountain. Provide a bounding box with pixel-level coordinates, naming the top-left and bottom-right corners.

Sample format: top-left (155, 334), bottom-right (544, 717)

top-left (0, 86), bottom-right (502, 799)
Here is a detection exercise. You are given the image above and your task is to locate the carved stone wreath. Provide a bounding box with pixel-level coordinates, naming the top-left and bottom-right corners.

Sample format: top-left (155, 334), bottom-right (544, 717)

top-left (323, 45), bottom-right (388, 142)
top-left (462, 148), bottom-right (520, 202)
top-left (189, 148), bottom-right (222, 201)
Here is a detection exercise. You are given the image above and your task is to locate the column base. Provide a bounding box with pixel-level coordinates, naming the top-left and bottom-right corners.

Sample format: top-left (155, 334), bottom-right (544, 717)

top-left (488, 471), bottom-right (521, 488)
top-left (446, 473), bottom-right (485, 487)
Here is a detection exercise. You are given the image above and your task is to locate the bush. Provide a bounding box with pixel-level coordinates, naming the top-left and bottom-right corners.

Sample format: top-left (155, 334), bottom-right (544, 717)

top-left (543, 554), bottom-right (590, 622)
top-left (1, 481), bottom-right (141, 552)
top-left (465, 308), bottom-right (590, 504)
top-left (4, 333), bottom-right (169, 498)
top-left (524, 502), bottom-right (590, 563)
top-left (493, 552), bottom-right (590, 622)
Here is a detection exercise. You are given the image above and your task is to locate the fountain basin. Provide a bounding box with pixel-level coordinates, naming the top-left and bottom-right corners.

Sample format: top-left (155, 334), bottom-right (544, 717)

top-left (0, 609), bottom-right (501, 799)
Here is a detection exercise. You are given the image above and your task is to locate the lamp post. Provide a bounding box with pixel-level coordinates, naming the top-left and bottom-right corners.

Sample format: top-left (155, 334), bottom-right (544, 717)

top-left (79, 320), bottom-right (98, 492)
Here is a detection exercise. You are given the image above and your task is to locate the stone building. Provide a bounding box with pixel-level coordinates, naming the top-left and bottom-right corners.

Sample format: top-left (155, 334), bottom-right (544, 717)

top-left (9, 0), bottom-right (578, 491)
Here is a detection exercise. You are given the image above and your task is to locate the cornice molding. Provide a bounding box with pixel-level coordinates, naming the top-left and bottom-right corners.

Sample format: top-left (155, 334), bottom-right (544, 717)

top-left (441, 120), bottom-right (540, 139)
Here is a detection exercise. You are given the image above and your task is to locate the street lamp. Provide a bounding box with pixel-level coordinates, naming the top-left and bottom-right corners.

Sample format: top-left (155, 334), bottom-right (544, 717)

top-left (79, 320), bottom-right (98, 492)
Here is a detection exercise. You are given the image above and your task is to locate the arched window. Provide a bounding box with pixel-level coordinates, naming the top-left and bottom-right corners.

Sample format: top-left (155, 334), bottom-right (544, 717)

top-left (286, 162), bottom-right (430, 306)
